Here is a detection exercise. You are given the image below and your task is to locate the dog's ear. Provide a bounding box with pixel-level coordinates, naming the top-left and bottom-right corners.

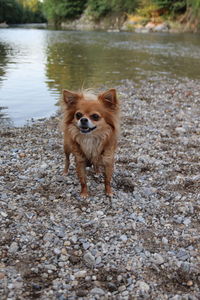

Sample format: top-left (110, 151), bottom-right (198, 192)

top-left (99, 89), bottom-right (118, 109)
top-left (63, 90), bottom-right (79, 107)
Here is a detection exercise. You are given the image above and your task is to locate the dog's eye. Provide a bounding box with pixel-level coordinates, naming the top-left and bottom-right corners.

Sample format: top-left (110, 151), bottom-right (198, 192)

top-left (75, 112), bottom-right (83, 120)
top-left (91, 114), bottom-right (100, 121)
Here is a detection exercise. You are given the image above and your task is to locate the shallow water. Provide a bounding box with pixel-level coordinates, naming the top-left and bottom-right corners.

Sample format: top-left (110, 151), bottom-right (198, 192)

top-left (0, 28), bottom-right (200, 126)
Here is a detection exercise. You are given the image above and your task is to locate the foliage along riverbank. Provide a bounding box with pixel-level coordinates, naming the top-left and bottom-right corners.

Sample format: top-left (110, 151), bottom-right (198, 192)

top-left (0, 0), bottom-right (45, 24)
top-left (1, 0), bottom-right (200, 32)
top-left (44, 0), bottom-right (200, 33)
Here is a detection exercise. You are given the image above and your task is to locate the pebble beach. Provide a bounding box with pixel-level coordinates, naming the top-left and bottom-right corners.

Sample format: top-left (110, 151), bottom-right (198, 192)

top-left (0, 77), bottom-right (200, 299)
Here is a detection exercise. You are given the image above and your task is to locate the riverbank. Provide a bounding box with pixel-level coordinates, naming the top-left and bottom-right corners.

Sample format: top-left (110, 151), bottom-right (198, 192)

top-left (0, 77), bottom-right (200, 299)
top-left (61, 12), bottom-right (199, 33)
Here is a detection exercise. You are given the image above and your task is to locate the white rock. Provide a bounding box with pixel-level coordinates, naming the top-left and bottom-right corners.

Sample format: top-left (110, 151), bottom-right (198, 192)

top-left (74, 270), bottom-right (87, 278)
top-left (120, 234), bottom-right (128, 242)
top-left (169, 296), bottom-right (182, 300)
top-left (162, 237), bottom-right (168, 244)
top-left (175, 127), bottom-right (186, 134)
top-left (1, 211), bottom-right (8, 218)
top-left (183, 218), bottom-right (191, 226)
top-left (53, 248), bottom-right (61, 255)
top-left (136, 280), bottom-right (150, 293)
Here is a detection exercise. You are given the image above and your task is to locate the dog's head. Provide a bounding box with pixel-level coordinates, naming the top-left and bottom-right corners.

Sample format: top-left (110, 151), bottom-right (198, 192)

top-left (62, 89), bottom-right (119, 134)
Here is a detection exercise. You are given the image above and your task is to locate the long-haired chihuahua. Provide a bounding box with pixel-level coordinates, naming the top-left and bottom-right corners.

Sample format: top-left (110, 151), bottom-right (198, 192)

top-left (62, 89), bottom-right (120, 198)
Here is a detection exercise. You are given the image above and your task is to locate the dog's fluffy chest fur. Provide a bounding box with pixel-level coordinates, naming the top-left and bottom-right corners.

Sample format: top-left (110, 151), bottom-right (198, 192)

top-left (76, 134), bottom-right (105, 162)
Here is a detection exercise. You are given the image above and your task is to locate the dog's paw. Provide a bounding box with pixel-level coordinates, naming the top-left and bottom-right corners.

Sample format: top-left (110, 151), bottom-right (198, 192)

top-left (63, 169), bottom-right (68, 175)
top-left (106, 192), bottom-right (113, 198)
top-left (80, 192), bottom-right (89, 199)
top-left (105, 185), bottom-right (113, 198)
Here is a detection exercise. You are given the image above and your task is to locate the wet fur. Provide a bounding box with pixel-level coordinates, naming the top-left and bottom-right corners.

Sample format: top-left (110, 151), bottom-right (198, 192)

top-left (62, 89), bottom-right (120, 198)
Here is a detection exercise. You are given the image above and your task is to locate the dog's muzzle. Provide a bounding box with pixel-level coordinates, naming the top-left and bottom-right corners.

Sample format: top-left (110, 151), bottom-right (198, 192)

top-left (79, 117), bottom-right (96, 133)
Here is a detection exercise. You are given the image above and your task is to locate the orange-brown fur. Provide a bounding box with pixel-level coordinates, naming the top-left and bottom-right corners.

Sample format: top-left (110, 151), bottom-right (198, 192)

top-left (62, 89), bottom-right (120, 198)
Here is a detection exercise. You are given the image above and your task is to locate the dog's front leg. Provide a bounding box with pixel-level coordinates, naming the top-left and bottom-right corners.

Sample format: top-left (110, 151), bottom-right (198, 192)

top-left (75, 157), bottom-right (88, 198)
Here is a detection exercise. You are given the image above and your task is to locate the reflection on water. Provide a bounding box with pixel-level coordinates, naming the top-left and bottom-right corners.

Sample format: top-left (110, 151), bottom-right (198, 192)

top-left (45, 31), bottom-right (200, 92)
top-left (0, 106), bottom-right (12, 127)
top-left (0, 28), bottom-right (200, 126)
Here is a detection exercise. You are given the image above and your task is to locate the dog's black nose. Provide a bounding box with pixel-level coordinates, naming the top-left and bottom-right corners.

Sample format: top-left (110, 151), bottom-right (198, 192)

top-left (80, 118), bottom-right (88, 125)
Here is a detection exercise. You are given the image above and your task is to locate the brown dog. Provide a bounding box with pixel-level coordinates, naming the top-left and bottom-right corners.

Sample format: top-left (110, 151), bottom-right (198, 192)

top-left (62, 89), bottom-right (120, 198)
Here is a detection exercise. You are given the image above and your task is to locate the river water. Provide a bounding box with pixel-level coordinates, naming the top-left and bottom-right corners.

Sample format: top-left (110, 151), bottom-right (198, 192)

top-left (0, 28), bottom-right (200, 126)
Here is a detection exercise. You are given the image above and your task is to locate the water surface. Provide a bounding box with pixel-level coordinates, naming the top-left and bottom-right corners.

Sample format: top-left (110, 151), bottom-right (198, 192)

top-left (0, 28), bottom-right (200, 126)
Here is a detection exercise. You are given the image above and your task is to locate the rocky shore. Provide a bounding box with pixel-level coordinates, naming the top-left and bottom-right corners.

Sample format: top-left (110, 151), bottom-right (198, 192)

top-left (60, 12), bottom-right (191, 33)
top-left (0, 77), bottom-right (200, 299)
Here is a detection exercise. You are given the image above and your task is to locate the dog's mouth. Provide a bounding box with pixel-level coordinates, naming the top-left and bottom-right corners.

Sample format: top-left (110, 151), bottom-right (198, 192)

top-left (80, 126), bottom-right (97, 134)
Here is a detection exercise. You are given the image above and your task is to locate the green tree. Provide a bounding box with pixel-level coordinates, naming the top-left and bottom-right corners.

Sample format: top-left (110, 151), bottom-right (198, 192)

top-left (0, 0), bottom-right (45, 24)
top-left (43, 0), bottom-right (87, 24)
top-left (152, 0), bottom-right (187, 14)
top-left (18, 0), bottom-right (46, 23)
top-left (88, 0), bottom-right (138, 19)
top-left (87, 0), bottom-right (112, 19)
top-left (0, 0), bottom-right (23, 23)
top-left (187, 0), bottom-right (200, 15)
top-left (111, 0), bottom-right (138, 13)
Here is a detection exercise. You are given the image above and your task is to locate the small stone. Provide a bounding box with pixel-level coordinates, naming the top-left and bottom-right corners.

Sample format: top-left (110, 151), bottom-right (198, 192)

top-left (118, 285), bottom-right (126, 292)
top-left (8, 242), bottom-right (19, 254)
top-left (95, 256), bottom-right (102, 265)
top-left (122, 290), bottom-right (129, 296)
top-left (1, 212), bottom-right (8, 218)
top-left (120, 234), bottom-right (128, 242)
top-left (186, 280), bottom-right (193, 286)
top-left (40, 162), bottom-right (48, 169)
top-left (152, 253), bottom-right (165, 265)
top-left (56, 175), bottom-right (65, 182)
top-left (74, 270), bottom-right (87, 278)
top-left (183, 218), bottom-right (191, 226)
top-left (162, 237), bottom-right (168, 244)
top-left (32, 283), bottom-right (42, 290)
top-left (72, 280), bottom-right (78, 286)
top-left (76, 290), bottom-right (88, 297)
top-left (83, 252), bottom-right (95, 266)
top-left (43, 232), bottom-right (54, 242)
top-left (69, 255), bottom-right (80, 264)
top-left (137, 216), bottom-right (146, 223)
top-left (40, 256), bottom-right (46, 261)
top-left (175, 127), bottom-right (186, 134)
top-left (136, 280), bottom-right (150, 293)
top-left (176, 249), bottom-right (189, 261)
top-left (71, 235), bottom-right (78, 243)
top-left (82, 242), bottom-right (90, 250)
top-left (85, 276), bottom-right (91, 281)
top-left (45, 264), bottom-right (57, 271)
top-left (56, 231), bottom-right (65, 238)
top-left (90, 287), bottom-right (105, 295)
top-left (53, 248), bottom-right (61, 255)
top-left (117, 275), bottom-right (123, 282)
top-left (61, 248), bottom-right (68, 255)
top-left (129, 213), bottom-right (136, 220)
top-left (64, 241), bottom-right (71, 246)
top-left (107, 282), bottom-right (117, 292)
top-left (1, 194), bottom-right (7, 200)
top-left (0, 273), bottom-right (5, 279)
top-left (169, 296), bottom-right (181, 300)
